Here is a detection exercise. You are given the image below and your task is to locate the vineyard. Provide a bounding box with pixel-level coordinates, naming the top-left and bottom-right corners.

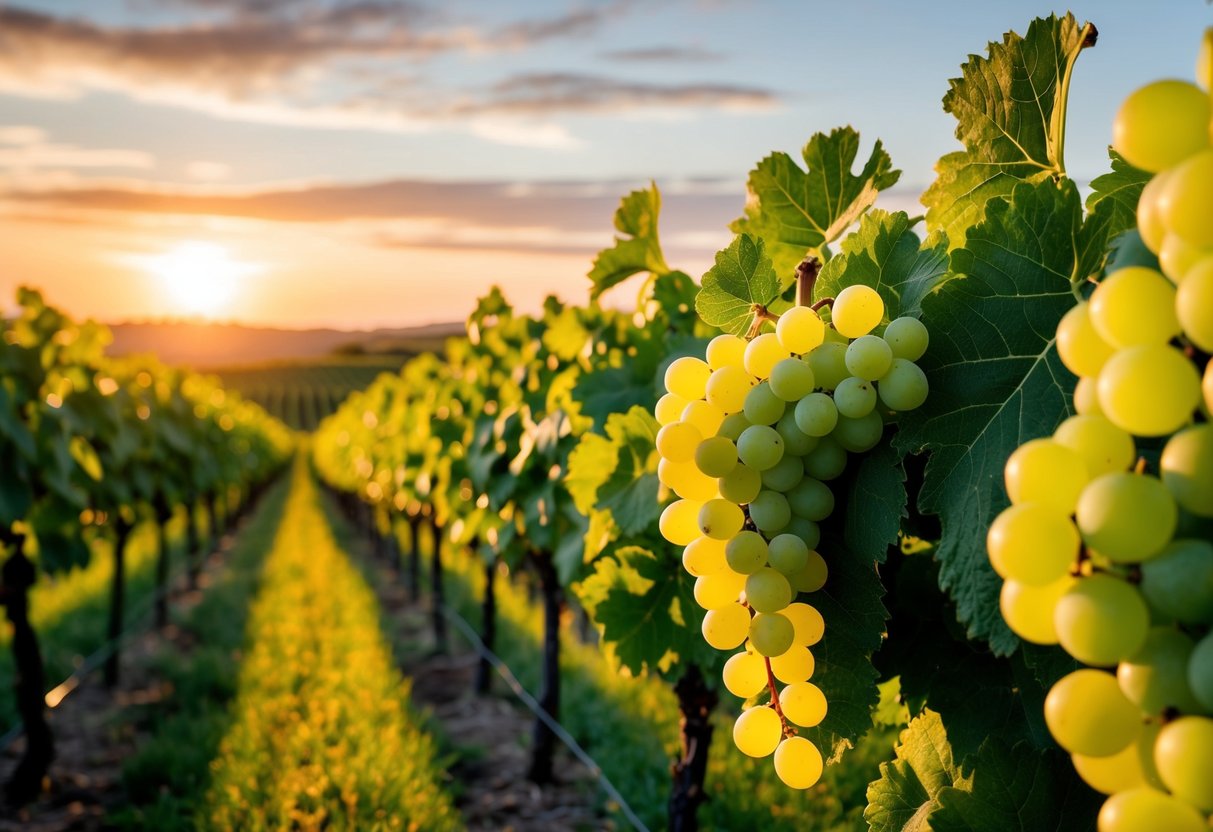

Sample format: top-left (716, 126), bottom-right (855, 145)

top-left (2, 11), bottom-right (1212, 832)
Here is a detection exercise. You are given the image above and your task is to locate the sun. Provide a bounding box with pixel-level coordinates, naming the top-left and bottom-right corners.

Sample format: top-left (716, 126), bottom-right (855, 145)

top-left (141, 241), bottom-right (258, 317)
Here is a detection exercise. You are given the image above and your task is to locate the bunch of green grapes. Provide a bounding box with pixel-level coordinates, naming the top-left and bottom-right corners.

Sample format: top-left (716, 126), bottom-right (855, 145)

top-left (653, 286), bottom-right (930, 789)
top-left (989, 29), bottom-right (1213, 832)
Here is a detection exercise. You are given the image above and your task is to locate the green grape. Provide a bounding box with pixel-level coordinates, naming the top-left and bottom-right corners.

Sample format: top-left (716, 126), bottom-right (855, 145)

top-left (1044, 668), bottom-right (1140, 756)
top-left (706, 333), bottom-right (747, 370)
top-left (1055, 574), bottom-right (1150, 666)
top-left (794, 392), bottom-right (839, 437)
top-left (743, 381), bottom-right (787, 426)
top-left (1161, 424), bottom-right (1213, 517)
top-left (1076, 472), bottom-right (1177, 563)
top-left (1140, 539), bottom-right (1213, 625)
top-left (1155, 716), bottom-right (1213, 811)
top-left (1052, 414), bottom-right (1135, 477)
top-left (664, 356), bottom-right (711, 400)
top-left (722, 651), bottom-right (768, 698)
top-left (770, 645), bottom-right (814, 684)
top-left (749, 612), bottom-right (794, 657)
top-left (774, 737), bottom-right (823, 789)
top-left (719, 464), bottom-right (762, 504)
top-left (658, 458), bottom-right (718, 501)
top-left (783, 602), bottom-right (824, 646)
top-left (693, 569), bottom-right (746, 610)
top-left (1159, 233), bottom-right (1210, 284)
top-left (733, 706), bottom-right (782, 758)
top-left (1112, 79), bottom-right (1212, 172)
top-left (787, 477), bottom-right (834, 521)
top-left (775, 410), bottom-right (818, 456)
top-left (1004, 438), bottom-right (1090, 514)
top-left (659, 499), bottom-right (704, 545)
top-left (780, 682), bottom-right (827, 728)
top-left (718, 412), bottom-right (752, 442)
top-left (1097, 787), bottom-right (1207, 832)
top-left (726, 531), bottom-right (769, 575)
top-left (767, 533), bottom-right (809, 575)
top-left (986, 503), bottom-right (1078, 585)
top-left (833, 376), bottom-right (877, 419)
top-left (1057, 302), bottom-right (1115, 377)
top-left (1098, 344), bottom-right (1201, 437)
top-left (769, 357), bottom-right (816, 401)
top-left (1190, 631), bottom-right (1213, 710)
top-left (695, 436), bottom-right (738, 478)
top-left (884, 317), bottom-right (929, 361)
top-left (999, 575), bottom-right (1076, 645)
top-left (655, 392), bottom-right (690, 425)
top-left (1089, 266), bottom-right (1179, 348)
top-left (744, 333), bottom-right (791, 379)
top-left (706, 365), bottom-right (757, 414)
top-left (806, 342), bottom-right (849, 390)
top-left (783, 516), bottom-right (821, 550)
top-left (737, 425), bottom-right (785, 471)
top-left (832, 410), bottom-right (883, 453)
top-left (1117, 627), bottom-right (1202, 715)
top-left (761, 455), bottom-right (804, 492)
top-left (746, 567), bottom-right (793, 613)
top-left (749, 490), bottom-right (791, 534)
top-left (1137, 170), bottom-right (1172, 254)
top-left (702, 602), bottom-right (751, 650)
top-left (876, 359), bottom-right (928, 411)
top-left (803, 436), bottom-right (847, 481)
top-left (699, 498), bottom-right (744, 540)
top-left (682, 536), bottom-right (728, 577)
top-left (681, 399), bottom-right (726, 439)
top-left (790, 551), bottom-right (827, 593)
top-left (777, 306), bottom-right (826, 354)
top-left (1161, 148), bottom-right (1213, 248)
top-left (845, 334), bottom-right (894, 381)
top-left (1073, 375), bottom-right (1103, 416)
top-left (1177, 259), bottom-right (1213, 352)
top-left (656, 421), bottom-right (702, 462)
top-left (1072, 742), bottom-right (1146, 795)
top-left (831, 285), bottom-right (884, 338)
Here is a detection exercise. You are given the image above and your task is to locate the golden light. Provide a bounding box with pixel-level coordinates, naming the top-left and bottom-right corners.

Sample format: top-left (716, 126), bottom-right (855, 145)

top-left (138, 241), bottom-right (259, 317)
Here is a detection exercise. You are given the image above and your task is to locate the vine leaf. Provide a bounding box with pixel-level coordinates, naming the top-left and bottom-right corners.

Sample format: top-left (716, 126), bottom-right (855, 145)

top-left (1081, 149), bottom-right (1152, 279)
top-left (895, 180), bottom-right (1102, 653)
top-left (815, 211), bottom-right (949, 322)
top-left (865, 710), bottom-right (959, 832)
top-left (733, 127), bottom-right (901, 283)
top-left (588, 184), bottom-right (670, 299)
top-left (843, 440), bottom-right (907, 562)
top-left (565, 406), bottom-right (661, 538)
top-left (922, 13), bottom-right (1097, 248)
top-left (694, 234), bottom-right (780, 336)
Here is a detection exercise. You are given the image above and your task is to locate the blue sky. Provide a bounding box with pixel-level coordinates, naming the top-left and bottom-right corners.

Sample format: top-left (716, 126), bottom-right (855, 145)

top-left (0, 1), bottom-right (1207, 327)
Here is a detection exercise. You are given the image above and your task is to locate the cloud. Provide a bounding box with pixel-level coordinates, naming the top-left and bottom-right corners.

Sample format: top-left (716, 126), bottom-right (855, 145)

top-left (185, 160), bottom-right (233, 181)
top-left (0, 125), bottom-right (155, 171)
top-left (600, 46), bottom-right (723, 62)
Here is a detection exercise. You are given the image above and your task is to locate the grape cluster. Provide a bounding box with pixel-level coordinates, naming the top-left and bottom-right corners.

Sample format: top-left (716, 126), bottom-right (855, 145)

top-left (654, 285), bottom-right (930, 789)
top-left (989, 31), bottom-right (1213, 832)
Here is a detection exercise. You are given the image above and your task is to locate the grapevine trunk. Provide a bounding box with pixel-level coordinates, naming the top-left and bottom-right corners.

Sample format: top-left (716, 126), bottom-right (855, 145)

top-left (527, 549), bottom-right (562, 784)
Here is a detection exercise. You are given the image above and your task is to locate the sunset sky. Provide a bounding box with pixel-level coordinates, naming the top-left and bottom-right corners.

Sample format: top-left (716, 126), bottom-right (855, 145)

top-left (0, 1), bottom-right (1207, 330)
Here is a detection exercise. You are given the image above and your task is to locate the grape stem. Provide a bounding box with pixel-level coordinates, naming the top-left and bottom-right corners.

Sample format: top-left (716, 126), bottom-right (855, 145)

top-left (763, 656), bottom-right (796, 738)
top-left (811, 298), bottom-right (834, 312)
top-left (795, 257), bottom-right (820, 308)
top-left (746, 305), bottom-right (780, 339)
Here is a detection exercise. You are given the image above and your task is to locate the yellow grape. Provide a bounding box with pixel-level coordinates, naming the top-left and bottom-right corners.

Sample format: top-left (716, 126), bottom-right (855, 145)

top-left (1052, 414), bottom-right (1135, 477)
top-left (999, 575), bottom-right (1076, 645)
top-left (655, 392), bottom-right (690, 425)
top-left (744, 333), bottom-right (791, 379)
top-left (659, 499), bottom-right (704, 545)
top-left (702, 602), bottom-right (751, 650)
top-left (1055, 574), bottom-right (1150, 666)
top-left (1097, 788), bottom-right (1207, 832)
top-left (749, 612), bottom-right (794, 656)
top-left (1089, 267), bottom-right (1179, 348)
top-left (777, 306), bottom-right (826, 354)
top-left (693, 570), bottom-right (746, 610)
top-left (1076, 473), bottom-right (1177, 564)
top-left (706, 365), bottom-right (757, 414)
top-left (1158, 234), bottom-right (1210, 284)
top-left (682, 537), bottom-right (728, 577)
top-left (1155, 716), bottom-right (1213, 811)
top-left (790, 551), bottom-right (828, 593)
top-left (1044, 669), bottom-right (1140, 756)
top-left (681, 399), bottom-right (726, 439)
top-left (1073, 376), bottom-right (1102, 416)
top-left (774, 737), bottom-right (823, 789)
top-left (658, 458), bottom-right (718, 502)
top-left (1205, 359), bottom-right (1213, 412)
top-left (831, 285), bottom-right (884, 338)
top-left (1112, 80), bottom-right (1211, 172)
top-left (664, 356), bottom-right (711, 400)
top-left (1161, 148), bottom-right (1213, 248)
top-left (1097, 344), bottom-right (1200, 437)
top-left (1072, 742), bottom-right (1146, 795)
top-left (783, 602), bottom-right (824, 646)
top-left (698, 498), bottom-right (745, 540)
top-left (986, 503), bottom-right (1079, 586)
top-left (706, 333), bottom-right (747, 370)
top-left (723, 651), bottom-right (768, 698)
top-left (1003, 438), bottom-right (1089, 514)
top-left (780, 682), bottom-right (827, 728)
top-left (733, 706), bottom-right (782, 758)
top-left (1136, 171), bottom-right (1172, 254)
top-left (656, 421), bottom-right (703, 462)
top-left (770, 645), bottom-right (814, 684)
top-left (1176, 258), bottom-right (1213, 351)
top-left (1056, 303), bottom-right (1114, 377)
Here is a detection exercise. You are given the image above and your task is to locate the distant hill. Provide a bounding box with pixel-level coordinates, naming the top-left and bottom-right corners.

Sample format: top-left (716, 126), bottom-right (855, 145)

top-left (107, 319), bottom-right (464, 369)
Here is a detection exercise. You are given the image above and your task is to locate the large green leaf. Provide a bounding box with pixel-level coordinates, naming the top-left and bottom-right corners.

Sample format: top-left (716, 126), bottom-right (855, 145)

top-left (843, 441), bottom-right (907, 563)
top-left (733, 127), bottom-right (901, 281)
top-left (694, 234), bottom-right (781, 336)
top-left (865, 710), bottom-right (959, 832)
top-left (922, 14), bottom-right (1096, 248)
top-left (564, 406), bottom-right (661, 537)
top-left (588, 184), bottom-right (670, 299)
